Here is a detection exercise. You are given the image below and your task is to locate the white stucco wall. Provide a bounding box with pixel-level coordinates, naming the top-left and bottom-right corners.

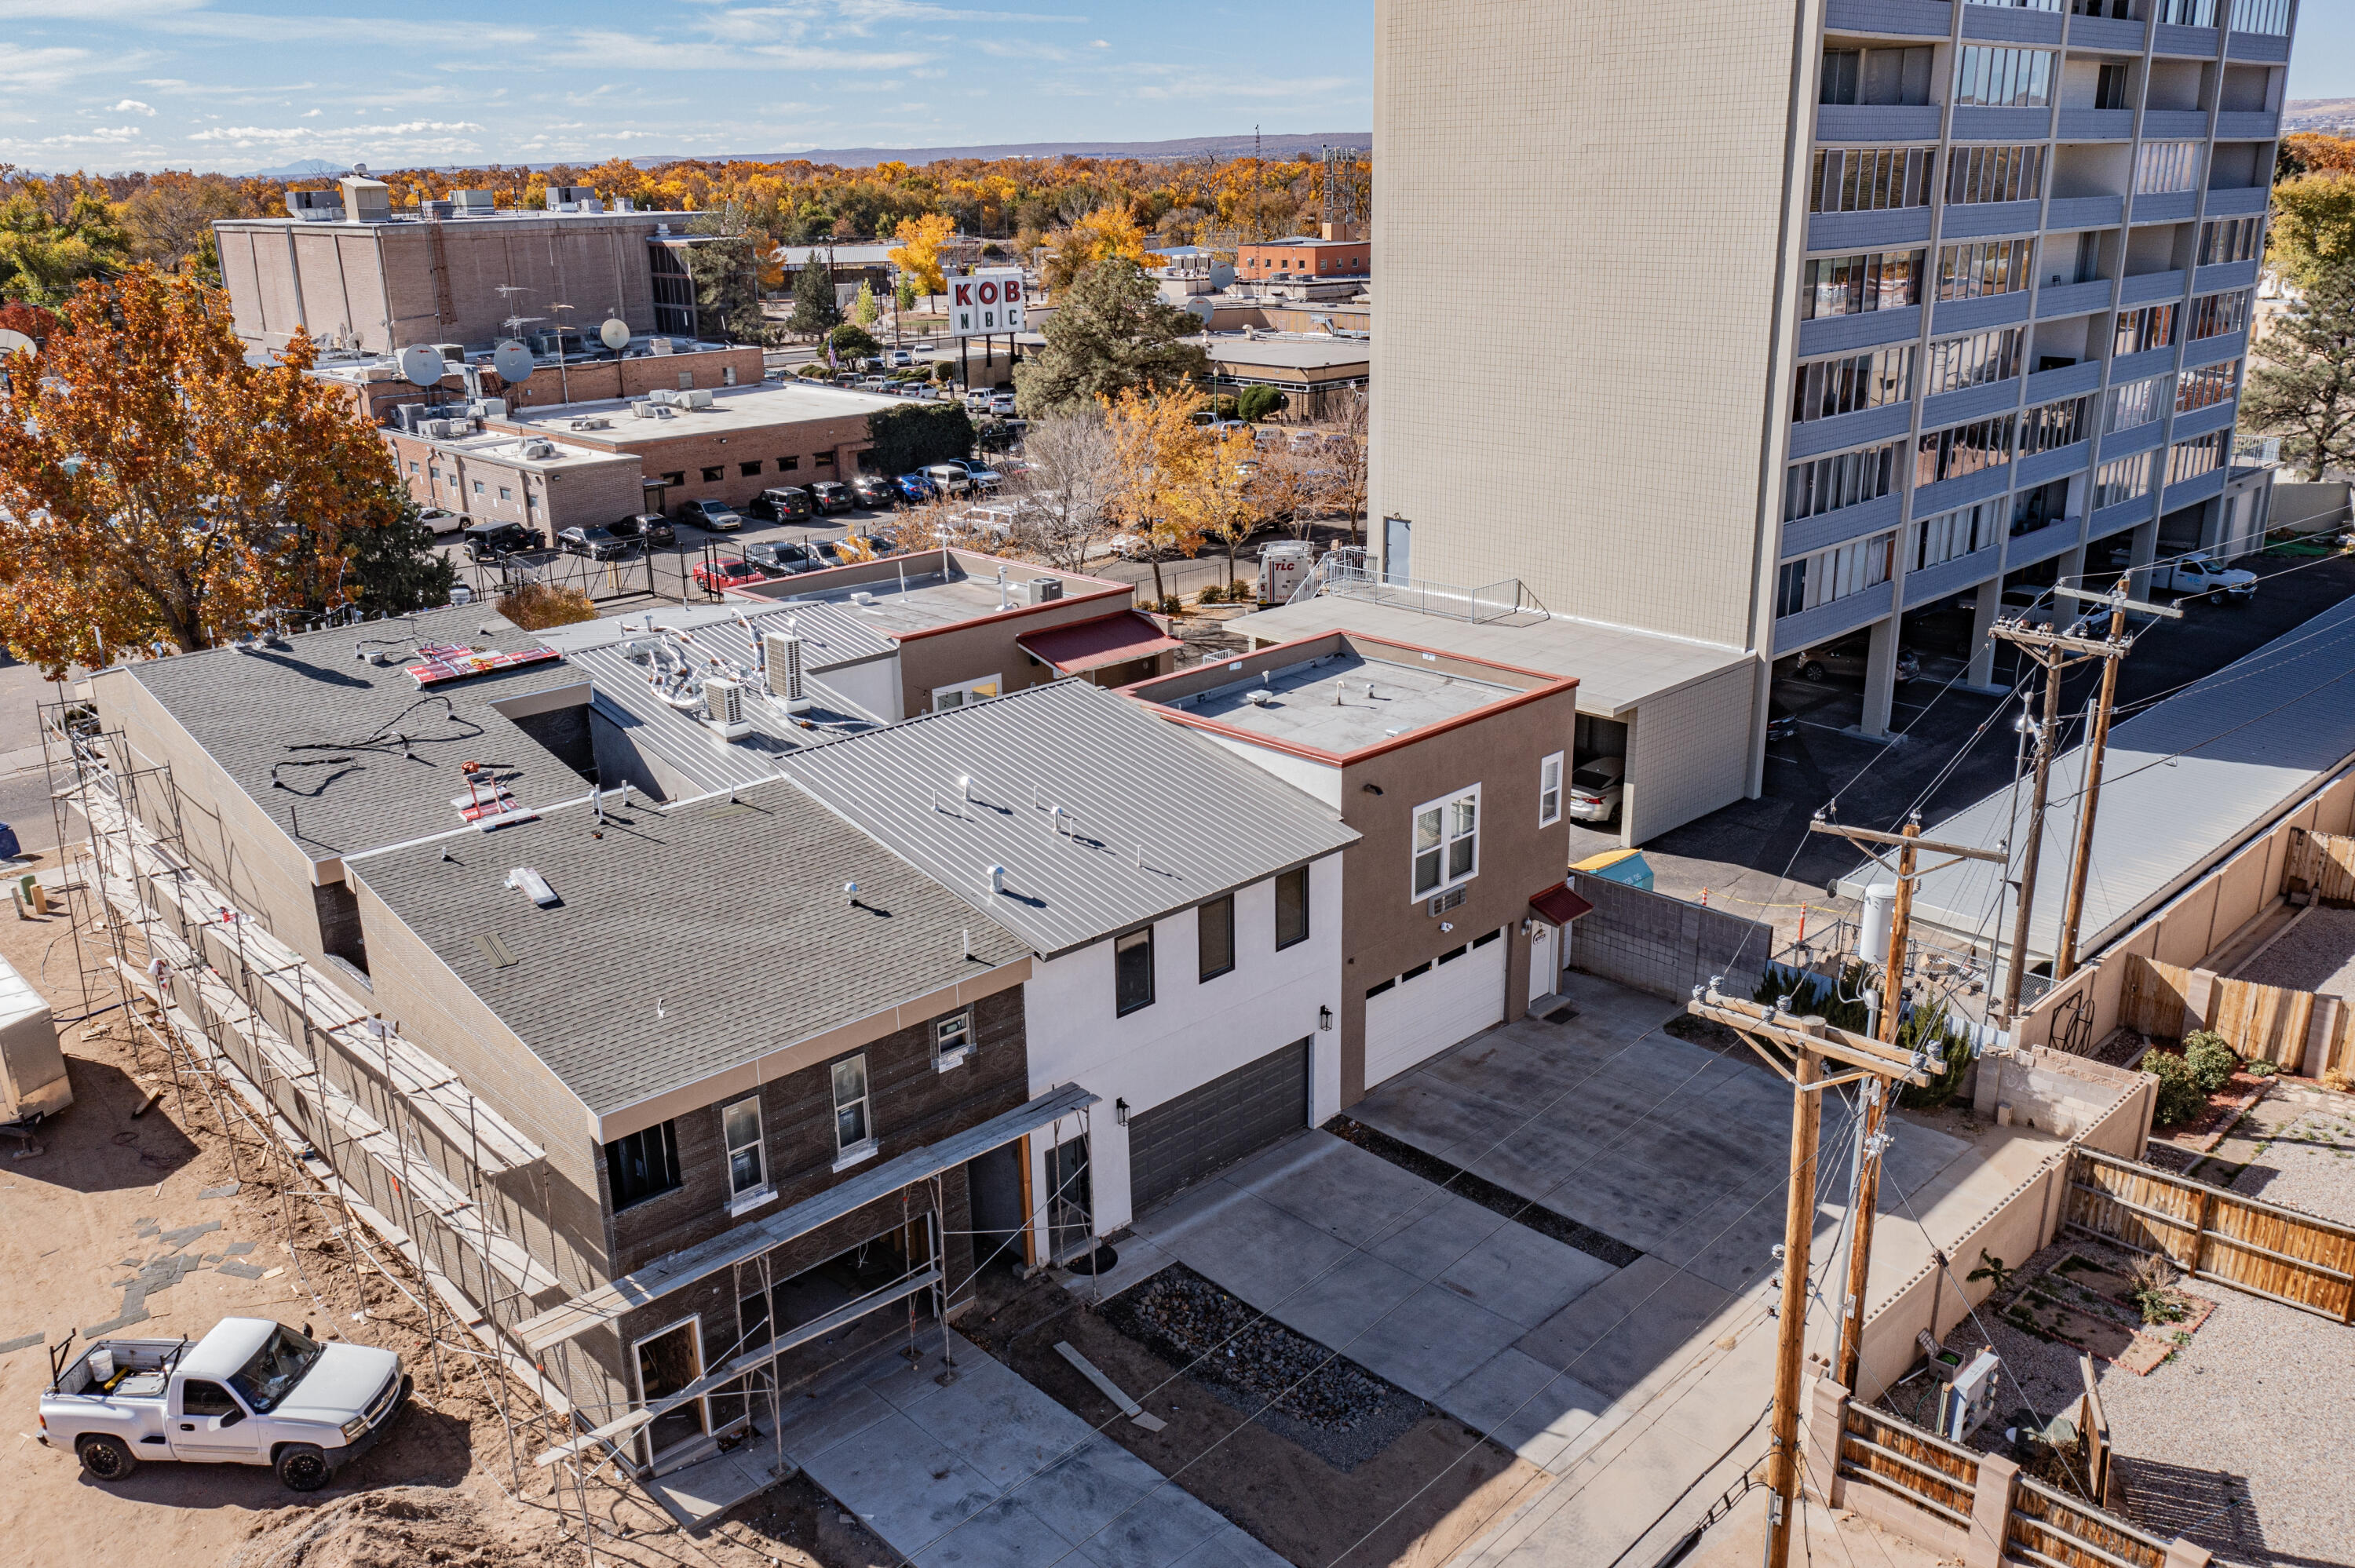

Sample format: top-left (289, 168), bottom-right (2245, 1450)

top-left (1023, 851), bottom-right (1345, 1243)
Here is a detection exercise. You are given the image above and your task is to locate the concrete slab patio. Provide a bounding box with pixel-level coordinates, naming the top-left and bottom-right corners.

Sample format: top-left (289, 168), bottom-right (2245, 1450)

top-left (772, 1333), bottom-right (1283, 1568)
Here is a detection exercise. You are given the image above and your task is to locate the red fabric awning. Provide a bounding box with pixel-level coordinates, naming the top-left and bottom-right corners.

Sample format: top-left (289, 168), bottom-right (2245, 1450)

top-left (1017, 611), bottom-right (1185, 676)
top-left (1529, 881), bottom-right (1595, 927)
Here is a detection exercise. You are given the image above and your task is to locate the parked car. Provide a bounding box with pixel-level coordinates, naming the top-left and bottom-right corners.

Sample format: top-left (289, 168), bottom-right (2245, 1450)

top-left (842, 531), bottom-right (902, 559)
top-left (1765, 702), bottom-right (1800, 743)
top-left (692, 557), bottom-right (771, 593)
top-left (894, 472), bottom-right (937, 502)
top-left (849, 473), bottom-right (897, 509)
top-left (1565, 757), bottom-right (1625, 823)
top-left (2150, 551), bottom-right (2258, 600)
top-left (461, 520), bottom-right (542, 562)
top-left (417, 505), bottom-right (463, 534)
top-left (1783, 638), bottom-right (1921, 685)
top-left (988, 392), bottom-right (1017, 416)
top-left (749, 486), bottom-right (814, 522)
top-left (944, 458), bottom-right (1003, 490)
top-left (557, 525), bottom-right (629, 560)
top-left (609, 512), bottom-right (676, 547)
top-left (807, 539), bottom-right (848, 567)
top-left (808, 480), bottom-right (854, 515)
top-left (885, 348), bottom-right (914, 368)
top-left (38, 1317), bottom-right (407, 1492)
top-left (742, 541), bottom-right (823, 576)
top-left (1106, 531), bottom-right (1152, 558)
top-left (678, 499), bottom-right (743, 532)
top-left (922, 462), bottom-right (974, 497)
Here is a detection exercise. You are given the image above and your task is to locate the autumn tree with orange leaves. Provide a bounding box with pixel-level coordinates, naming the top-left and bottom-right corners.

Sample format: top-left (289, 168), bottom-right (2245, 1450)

top-left (0, 268), bottom-right (432, 672)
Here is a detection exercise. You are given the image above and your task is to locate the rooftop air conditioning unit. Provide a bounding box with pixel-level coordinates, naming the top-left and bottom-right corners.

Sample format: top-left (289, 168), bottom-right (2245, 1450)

top-left (450, 189), bottom-right (497, 213)
top-left (520, 439), bottom-right (557, 460)
top-left (648, 388), bottom-right (677, 405)
top-left (678, 388), bottom-right (714, 410)
top-left (763, 632), bottom-right (812, 713)
top-left (649, 338), bottom-right (675, 356)
top-left (630, 402), bottom-right (656, 419)
top-left (703, 678), bottom-right (750, 741)
top-left (479, 397), bottom-right (507, 419)
top-left (284, 189), bottom-right (344, 221)
top-left (1022, 577), bottom-right (1063, 606)
top-left (418, 199), bottom-right (454, 221)
top-left (421, 419), bottom-right (451, 439)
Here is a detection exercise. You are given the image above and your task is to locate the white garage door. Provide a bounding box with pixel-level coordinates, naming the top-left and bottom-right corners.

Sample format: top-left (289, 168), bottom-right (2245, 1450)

top-left (1364, 929), bottom-right (1506, 1089)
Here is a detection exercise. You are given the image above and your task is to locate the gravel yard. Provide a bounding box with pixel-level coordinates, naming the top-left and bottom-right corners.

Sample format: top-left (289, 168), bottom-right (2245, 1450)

top-left (2229, 1100), bottom-right (2355, 1219)
top-left (2231, 905), bottom-right (2355, 998)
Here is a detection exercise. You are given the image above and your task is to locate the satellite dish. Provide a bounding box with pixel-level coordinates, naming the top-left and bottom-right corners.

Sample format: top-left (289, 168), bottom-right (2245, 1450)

top-left (352, 162), bottom-right (368, 177)
top-left (397, 343), bottom-right (445, 386)
top-left (0, 327), bottom-right (35, 359)
top-left (491, 340), bottom-right (535, 384)
top-left (598, 317), bottom-right (631, 352)
top-left (1183, 298), bottom-right (1214, 323)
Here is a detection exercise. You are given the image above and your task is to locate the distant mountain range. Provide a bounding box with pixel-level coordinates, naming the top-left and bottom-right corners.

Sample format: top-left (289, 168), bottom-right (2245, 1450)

top-left (243, 158), bottom-right (345, 178)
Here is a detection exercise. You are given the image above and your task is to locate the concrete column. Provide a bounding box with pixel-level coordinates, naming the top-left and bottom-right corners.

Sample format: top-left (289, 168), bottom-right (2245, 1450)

top-left (1963, 578), bottom-right (2004, 691)
top-left (1805, 1377), bottom-right (1849, 1505)
top-left (1858, 614), bottom-right (1901, 739)
top-left (2125, 517), bottom-right (2161, 600)
top-left (2162, 1537), bottom-right (2213, 1568)
top-left (1965, 1451), bottom-right (2020, 1568)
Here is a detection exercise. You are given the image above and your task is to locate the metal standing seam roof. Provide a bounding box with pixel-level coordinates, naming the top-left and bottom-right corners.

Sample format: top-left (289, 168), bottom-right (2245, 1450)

top-left (776, 680), bottom-right (1360, 958)
top-left (570, 644), bottom-right (878, 797)
top-left (534, 598), bottom-right (897, 671)
top-left (1864, 593), bottom-right (2355, 965)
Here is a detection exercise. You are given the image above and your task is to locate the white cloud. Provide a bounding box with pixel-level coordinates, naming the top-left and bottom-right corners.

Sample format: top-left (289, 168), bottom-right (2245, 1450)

top-left (0, 45), bottom-right (97, 83)
top-left (553, 30), bottom-right (929, 71)
top-left (301, 108), bottom-right (320, 117)
top-left (42, 124), bottom-right (148, 144)
top-left (1088, 37), bottom-right (1107, 46)
top-left (108, 97), bottom-right (156, 115)
top-left (0, 0), bottom-right (199, 16)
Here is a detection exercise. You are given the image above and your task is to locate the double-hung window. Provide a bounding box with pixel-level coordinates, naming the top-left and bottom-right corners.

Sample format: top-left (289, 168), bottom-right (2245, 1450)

top-left (1115, 927), bottom-right (1155, 1015)
top-left (721, 1097), bottom-right (767, 1205)
top-left (831, 1056), bottom-right (872, 1162)
top-left (1539, 753), bottom-right (1564, 827)
top-left (1274, 866), bottom-right (1309, 950)
top-left (1412, 787), bottom-right (1480, 899)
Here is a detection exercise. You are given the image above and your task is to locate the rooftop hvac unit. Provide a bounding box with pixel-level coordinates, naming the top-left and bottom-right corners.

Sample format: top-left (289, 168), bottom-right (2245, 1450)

top-left (1022, 577), bottom-right (1063, 606)
top-left (479, 397), bottom-right (507, 419)
top-left (677, 388), bottom-right (714, 410)
top-left (649, 338), bottom-right (675, 356)
top-left (702, 677), bottom-right (751, 740)
top-left (431, 342), bottom-right (464, 362)
top-left (647, 388), bottom-right (677, 405)
top-left (340, 175), bottom-right (391, 224)
top-left (763, 632), bottom-right (812, 713)
top-left (418, 199), bottom-right (454, 221)
top-left (520, 439), bottom-right (557, 460)
top-left (450, 189), bottom-right (497, 212)
top-left (630, 401), bottom-right (657, 419)
top-left (284, 189), bottom-right (344, 221)
top-left (549, 185), bottom-right (595, 206)
top-left (422, 419), bottom-right (454, 439)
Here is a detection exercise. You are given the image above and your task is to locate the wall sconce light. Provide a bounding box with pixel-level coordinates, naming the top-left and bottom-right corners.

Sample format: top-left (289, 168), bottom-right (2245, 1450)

top-left (1115, 1097), bottom-right (1130, 1125)
top-left (1319, 1005), bottom-right (1333, 1032)
top-left (1440, 921), bottom-right (1454, 934)
top-left (1520, 917), bottom-right (1533, 935)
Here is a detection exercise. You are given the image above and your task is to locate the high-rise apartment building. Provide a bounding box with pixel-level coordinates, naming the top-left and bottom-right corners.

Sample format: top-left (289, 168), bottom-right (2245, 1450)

top-left (1375, 0), bottom-right (2295, 762)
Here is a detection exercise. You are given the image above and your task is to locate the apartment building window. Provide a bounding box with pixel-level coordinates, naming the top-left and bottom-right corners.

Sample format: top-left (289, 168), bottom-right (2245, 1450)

top-left (1115, 927), bottom-right (1155, 1015)
top-left (699, 465), bottom-right (724, 483)
top-left (721, 1096), bottom-right (766, 1202)
top-left (1952, 46), bottom-right (2055, 108)
top-left (2186, 291), bottom-right (2249, 341)
top-left (2113, 303), bottom-right (2177, 356)
top-left (1791, 345), bottom-right (1913, 423)
top-left (407, 460), bottom-right (420, 474)
top-left (2020, 394), bottom-right (2093, 454)
top-left (428, 466), bottom-right (440, 482)
top-left (2177, 360), bottom-right (2240, 413)
top-left (2107, 374), bottom-right (2172, 433)
top-left (2013, 479), bottom-right (2071, 534)
top-left (1539, 753), bottom-right (1564, 827)
top-left (1784, 441), bottom-right (1901, 521)
top-left (2093, 450), bottom-right (2157, 509)
top-left (1198, 894), bottom-right (1236, 982)
top-left (1775, 531), bottom-right (1897, 618)
top-left (1275, 866), bottom-right (1310, 950)
top-left (933, 1009), bottom-right (973, 1069)
top-left (1915, 414), bottom-right (2017, 487)
top-left (1923, 326), bottom-right (2025, 396)
top-left (1938, 239), bottom-right (2034, 302)
top-left (473, 480), bottom-right (485, 495)
top-left (1809, 147), bottom-right (1934, 213)
top-left (2094, 62), bottom-right (2130, 111)
top-left (2231, 0), bottom-right (2291, 35)
top-left (2167, 430), bottom-right (2228, 486)
top-left (1973, 0), bottom-right (2064, 12)
top-left (738, 461), bottom-right (761, 478)
top-left (831, 1056), bottom-right (872, 1158)
top-left (2071, 0), bottom-right (2133, 18)
top-left (2134, 142), bottom-right (2200, 196)
top-left (662, 470), bottom-right (685, 487)
top-left (2154, 0), bottom-right (2215, 23)
top-left (815, 452), bottom-right (836, 466)
top-left (1800, 250), bottom-right (1923, 319)
top-left (604, 1121), bottom-right (681, 1210)
top-left (2199, 217), bottom-right (2262, 267)
top-left (1944, 144), bottom-right (2044, 206)
top-left (1913, 501), bottom-right (2002, 571)
top-left (1820, 46), bottom-right (1933, 106)
top-left (1412, 787), bottom-right (1479, 899)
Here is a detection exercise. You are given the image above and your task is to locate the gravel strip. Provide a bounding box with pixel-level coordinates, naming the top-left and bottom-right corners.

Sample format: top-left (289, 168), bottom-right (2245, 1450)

top-left (2230, 905), bottom-right (2355, 995)
top-left (1897, 1236), bottom-right (2355, 1567)
top-left (2229, 1102), bottom-right (2355, 1222)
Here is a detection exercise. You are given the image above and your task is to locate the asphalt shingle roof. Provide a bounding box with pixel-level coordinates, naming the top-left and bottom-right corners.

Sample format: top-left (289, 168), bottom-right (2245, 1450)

top-left (776, 680), bottom-right (1359, 958)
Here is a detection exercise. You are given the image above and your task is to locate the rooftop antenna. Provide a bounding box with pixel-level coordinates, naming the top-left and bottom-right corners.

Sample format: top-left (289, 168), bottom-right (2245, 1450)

top-left (550, 301), bottom-right (575, 404)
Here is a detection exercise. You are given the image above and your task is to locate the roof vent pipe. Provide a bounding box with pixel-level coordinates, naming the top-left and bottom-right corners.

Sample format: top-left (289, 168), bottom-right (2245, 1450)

top-left (958, 774), bottom-right (973, 802)
top-left (988, 865), bottom-right (1007, 895)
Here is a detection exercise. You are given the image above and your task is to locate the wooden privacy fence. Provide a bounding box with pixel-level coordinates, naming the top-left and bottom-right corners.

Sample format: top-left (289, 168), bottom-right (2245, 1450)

top-left (2114, 954), bottom-right (2355, 1077)
top-left (2010, 1474), bottom-right (2168, 1568)
top-left (2284, 826), bottom-right (2355, 906)
top-left (1838, 1401), bottom-right (1979, 1532)
top-left (2061, 1147), bottom-right (2355, 1322)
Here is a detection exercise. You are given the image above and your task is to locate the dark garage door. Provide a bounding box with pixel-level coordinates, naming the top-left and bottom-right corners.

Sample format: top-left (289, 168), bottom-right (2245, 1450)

top-left (1127, 1038), bottom-right (1310, 1215)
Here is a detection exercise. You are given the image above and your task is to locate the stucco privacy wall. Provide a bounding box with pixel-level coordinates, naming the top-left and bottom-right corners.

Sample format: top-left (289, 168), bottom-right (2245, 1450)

top-left (2017, 762), bottom-right (2355, 1055)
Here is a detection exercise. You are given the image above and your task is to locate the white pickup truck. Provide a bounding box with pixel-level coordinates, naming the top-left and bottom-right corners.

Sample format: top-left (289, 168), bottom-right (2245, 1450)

top-left (38, 1318), bottom-right (407, 1491)
top-left (2149, 551), bottom-right (2258, 600)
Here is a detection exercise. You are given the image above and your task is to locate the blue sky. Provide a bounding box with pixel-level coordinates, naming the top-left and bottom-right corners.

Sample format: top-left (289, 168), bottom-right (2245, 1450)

top-left (0, 0), bottom-right (1375, 173)
top-left (2, 2), bottom-right (2349, 177)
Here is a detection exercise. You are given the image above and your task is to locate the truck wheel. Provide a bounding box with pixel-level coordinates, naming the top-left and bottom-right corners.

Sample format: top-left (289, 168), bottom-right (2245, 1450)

top-left (76, 1435), bottom-right (138, 1482)
top-left (275, 1443), bottom-right (334, 1492)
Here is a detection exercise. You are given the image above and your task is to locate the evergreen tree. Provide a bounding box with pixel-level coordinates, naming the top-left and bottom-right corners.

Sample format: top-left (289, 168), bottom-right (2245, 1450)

top-left (1012, 257), bottom-right (1208, 418)
top-left (790, 253), bottom-right (842, 334)
top-left (2244, 259), bottom-right (2355, 480)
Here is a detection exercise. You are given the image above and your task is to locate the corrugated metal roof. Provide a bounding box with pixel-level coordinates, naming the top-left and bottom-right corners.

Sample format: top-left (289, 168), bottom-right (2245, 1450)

top-left (776, 680), bottom-right (1358, 957)
top-left (537, 598), bottom-right (896, 671)
top-left (1871, 593), bottom-right (2355, 965)
top-left (1015, 610), bottom-right (1184, 673)
top-left (573, 646), bottom-right (877, 795)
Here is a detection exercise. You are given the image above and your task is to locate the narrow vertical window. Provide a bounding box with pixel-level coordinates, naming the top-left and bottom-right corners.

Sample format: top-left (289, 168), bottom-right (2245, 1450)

top-left (1198, 895), bottom-right (1236, 981)
top-left (1539, 753), bottom-right (1564, 827)
top-left (1274, 867), bottom-right (1310, 950)
top-left (831, 1056), bottom-right (871, 1157)
top-left (1115, 927), bottom-right (1156, 1015)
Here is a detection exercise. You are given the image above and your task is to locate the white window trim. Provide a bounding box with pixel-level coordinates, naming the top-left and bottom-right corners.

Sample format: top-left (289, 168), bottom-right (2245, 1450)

top-left (934, 1009), bottom-right (973, 1073)
top-left (831, 1053), bottom-right (874, 1166)
top-left (721, 1095), bottom-right (770, 1213)
top-left (1538, 752), bottom-right (1564, 828)
top-left (931, 673), bottom-right (1003, 712)
top-left (1410, 784), bottom-right (1481, 903)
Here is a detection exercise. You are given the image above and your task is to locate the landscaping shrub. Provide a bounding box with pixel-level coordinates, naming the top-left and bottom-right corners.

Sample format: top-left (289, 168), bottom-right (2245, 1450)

top-left (1157, 593), bottom-right (1183, 614)
top-left (2183, 1030), bottom-right (2240, 1093)
top-left (1235, 385), bottom-right (1288, 422)
top-left (2145, 1049), bottom-right (2207, 1126)
top-left (495, 582), bottom-right (597, 630)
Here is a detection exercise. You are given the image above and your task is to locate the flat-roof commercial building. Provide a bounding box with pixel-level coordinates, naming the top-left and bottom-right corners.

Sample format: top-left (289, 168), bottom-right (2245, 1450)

top-left (1375, 0), bottom-right (2299, 760)
top-left (1195, 333), bottom-right (1370, 419)
top-left (1125, 630), bottom-right (1583, 1101)
top-left (1237, 221), bottom-right (1370, 282)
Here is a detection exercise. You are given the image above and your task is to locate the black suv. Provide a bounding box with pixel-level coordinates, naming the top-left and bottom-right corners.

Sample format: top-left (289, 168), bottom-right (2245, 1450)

top-left (461, 520), bottom-right (542, 562)
top-left (609, 513), bottom-right (677, 547)
top-left (808, 480), bottom-right (853, 515)
top-left (743, 541), bottom-right (823, 575)
top-left (749, 486), bottom-right (814, 522)
top-left (848, 472), bottom-right (896, 509)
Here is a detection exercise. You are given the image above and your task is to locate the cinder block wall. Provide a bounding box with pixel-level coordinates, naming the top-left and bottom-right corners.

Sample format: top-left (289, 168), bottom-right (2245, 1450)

top-left (1568, 876), bottom-right (1775, 1002)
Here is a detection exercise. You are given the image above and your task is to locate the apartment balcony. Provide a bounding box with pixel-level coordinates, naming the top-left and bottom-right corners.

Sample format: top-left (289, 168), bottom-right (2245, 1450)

top-left (2068, 13), bottom-right (2147, 51)
top-left (1911, 461), bottom-right (2017, 519)
top-left (2045, 193), bottom-right (2126, 228)
top-left (2119, 268), bottom-right (2187, 307)
top-left (2163, 469), bottom-right (2228, 511)
top-left (2130, 190), bottom-right (2199, 224)
top-left (2202, 184), bottom-right (2270, 217)
top-left (2152, 24), bottom-right (2222, 57)
top-left (1931, 290), bottom-right (2032, 336)
top-left (2098, 419), bottom-right (2168, 461)
top-left (1904, 542), bottom-right (2004, 608)
top-left (2006, 514), bottom-right (2083, 567)
top-left (1796, 304), bottom-right (1922, 358)
top-left (1952, 106), bottom-right (2054, 140)
top-left (1824, 0), bottom-right (1952, 37)
top-left (1806, 207), bottom-right (1933, 253)
top-left (2193, 258), bottom-right (2258, 294)
top-left (1922, 376), bottom-right (2025, 428)
top-left (1940, 198), bottom-right (2041, 239)
top-left (1772, 582), bottom-right (1898, 658)
top-left (2141, 108), bottom-right (2211, 138)
top-left (2225, 30), bottom-right (2288, 64)
top-left (2025, 359), bottom-right (2104, 403)
top-left (2109, 344), bottom-right (2180, 383)
top-left (2057, 108), bottom-right (2135, 140)
top-left (2183, 329), bottom-right (2247, 368)
top-left (2171, 399), bottom-right (2239, 441)
top-left (1816, 104), bottom-right (1944, 142)
top-left (2037, 278), bottom-right (2116, 319)
top-left (2090, 494), bottom-right (2159, 538)
top-left (1780, 492), bottom-right (1904, 560)
top-left (1788, 402), bottom-right (1916, 462)
top-left (2017, 439), bottom-right (2094, 489)
top-left (1960, 5), bottom-right (2063, 45)
top-left (2214, 110), bottom-right (2280, 139)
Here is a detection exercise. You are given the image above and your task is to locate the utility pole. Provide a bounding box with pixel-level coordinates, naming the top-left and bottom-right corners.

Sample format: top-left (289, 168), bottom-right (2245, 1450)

top-left (2054, 599), bottom-right (2141, 979)
top-left (1681, 987), bottom-right (1935, 1568)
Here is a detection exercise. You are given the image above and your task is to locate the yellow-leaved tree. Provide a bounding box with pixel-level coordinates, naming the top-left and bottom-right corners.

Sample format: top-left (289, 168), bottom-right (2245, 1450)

top-left (1041, 205), bottom-right (1146, 294)
top-left (889, 211), bottom-right (958, 300)
top-left (0, 268), bottom-right (424, 672)
top-left (1104, 381), bottom-right (1210, 607)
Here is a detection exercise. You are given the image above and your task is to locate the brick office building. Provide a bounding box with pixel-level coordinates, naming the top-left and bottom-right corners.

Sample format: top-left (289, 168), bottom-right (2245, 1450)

top-left (1236, 221), bottom-right (1370, 282)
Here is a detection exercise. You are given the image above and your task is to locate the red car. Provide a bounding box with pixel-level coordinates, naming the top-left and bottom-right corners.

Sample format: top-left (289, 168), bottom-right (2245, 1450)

top-left (693, 558), bottom-right (771, 594)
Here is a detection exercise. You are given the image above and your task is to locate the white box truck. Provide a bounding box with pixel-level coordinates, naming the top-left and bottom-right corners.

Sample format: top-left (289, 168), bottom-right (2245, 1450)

top-left (0, 950), bottom-right (69, 1125)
